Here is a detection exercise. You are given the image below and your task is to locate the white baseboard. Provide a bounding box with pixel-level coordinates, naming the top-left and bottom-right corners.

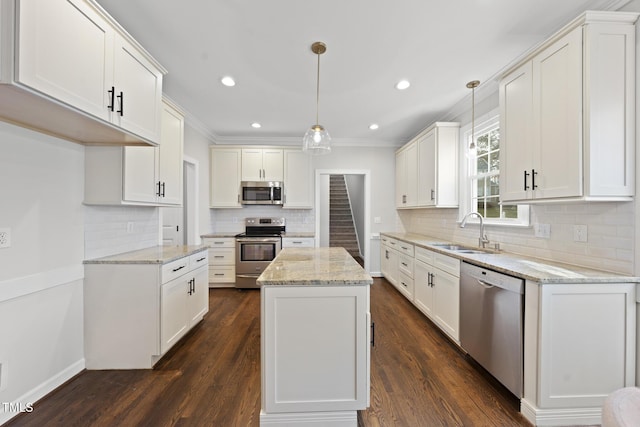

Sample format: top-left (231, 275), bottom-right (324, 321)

top-left (260, 410), bottom-right (357, 426)
top-left (0, 359), bottom-right (85, 425)
top-left (521, 398), bottom-right (602, 426)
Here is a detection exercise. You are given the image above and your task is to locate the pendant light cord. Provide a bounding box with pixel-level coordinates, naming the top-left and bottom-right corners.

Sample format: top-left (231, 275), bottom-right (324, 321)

top-left (315, 51), bottom-right (320, 126)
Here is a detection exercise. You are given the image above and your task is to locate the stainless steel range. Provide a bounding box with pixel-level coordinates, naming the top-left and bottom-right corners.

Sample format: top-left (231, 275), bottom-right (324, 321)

top-left (235, 217), bottom-right (285, 289)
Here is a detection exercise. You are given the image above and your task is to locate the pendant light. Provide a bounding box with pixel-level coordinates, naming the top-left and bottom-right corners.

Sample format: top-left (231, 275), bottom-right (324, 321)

top-left (466, 80), bottom-right (480, 150)
top-left (303, 42), bottom-right (331, 155)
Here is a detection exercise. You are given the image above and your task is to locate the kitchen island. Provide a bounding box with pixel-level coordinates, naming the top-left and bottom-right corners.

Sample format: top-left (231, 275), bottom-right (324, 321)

top-left (257, 247), bottom-right (373, 427)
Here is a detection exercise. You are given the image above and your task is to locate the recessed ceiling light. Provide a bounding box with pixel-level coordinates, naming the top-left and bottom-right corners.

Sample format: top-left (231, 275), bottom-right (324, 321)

top-left (369, 124), bottom-right (379, 130)
top-left (221, 76), bottom-right (236, 87)
top-left (251, 122), bottom-right (261, 129)
top-left (395, 80), bottom-right (410, 90)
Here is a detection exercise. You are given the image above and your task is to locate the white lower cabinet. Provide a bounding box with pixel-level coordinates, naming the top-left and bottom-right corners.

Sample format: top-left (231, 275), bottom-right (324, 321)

top-left (282, 237), bottom-right (315, 248)
top-left (262, 285), bottom-right (370, 415)
top-left (202, 237), bottom-right (236, 287)
top-left (522, 281), bottom-right (636, 426)
top-left (413, 246), bottom-right (460, 342)
top-left (84, 249), bottom-right (209, 369)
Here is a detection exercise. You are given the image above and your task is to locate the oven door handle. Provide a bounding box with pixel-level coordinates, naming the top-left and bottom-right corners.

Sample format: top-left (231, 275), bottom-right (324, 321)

top-left (236, 274), bottom-right (261, 279)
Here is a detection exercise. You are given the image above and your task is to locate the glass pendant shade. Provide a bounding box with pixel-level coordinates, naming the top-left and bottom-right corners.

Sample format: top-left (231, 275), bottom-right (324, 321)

top-left (303, 124), bottom-right (331, 154)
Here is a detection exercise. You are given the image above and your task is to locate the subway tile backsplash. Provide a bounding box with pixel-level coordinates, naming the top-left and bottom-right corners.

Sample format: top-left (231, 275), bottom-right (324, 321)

top-left (85, 205), bottom-right (159, 259)
top-left (399, 202), bottom-right (634, 275)
top-left (210, 206), bottom-right (315, 233)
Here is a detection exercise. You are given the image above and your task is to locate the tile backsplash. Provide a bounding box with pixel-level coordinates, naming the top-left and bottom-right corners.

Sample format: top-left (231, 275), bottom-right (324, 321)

top-left (85, 205), bottom-right (159, 259)
top-left (399, 202), bottom-right (634, 275)
top-left (210, 206), bottom-right (315, 234)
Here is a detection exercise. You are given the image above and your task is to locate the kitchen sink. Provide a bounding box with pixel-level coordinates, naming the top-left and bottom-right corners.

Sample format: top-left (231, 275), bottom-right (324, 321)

top-left (431, 243), bottom-right (491, 254)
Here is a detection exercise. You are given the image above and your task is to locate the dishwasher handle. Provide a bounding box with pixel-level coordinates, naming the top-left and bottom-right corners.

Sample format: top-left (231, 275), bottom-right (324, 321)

top-left (475, 279), bottom-right (496, 289)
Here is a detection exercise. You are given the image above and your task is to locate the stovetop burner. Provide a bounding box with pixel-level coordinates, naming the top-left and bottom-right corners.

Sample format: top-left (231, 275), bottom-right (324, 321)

top-left (236, 217), bottom-right (285, 238)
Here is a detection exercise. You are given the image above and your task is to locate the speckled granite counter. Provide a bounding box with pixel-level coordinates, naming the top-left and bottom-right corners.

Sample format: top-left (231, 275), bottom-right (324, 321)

top-left (83, 245), bottom-right (208, 265)
top-left (257, 247), bottom-right (372, 286)
top-left (281, 231), bottom-right (315, 238)
top-left (381, 232), bottom-right (639, 284)
top-left (201, 232), bottom-right (239, 238)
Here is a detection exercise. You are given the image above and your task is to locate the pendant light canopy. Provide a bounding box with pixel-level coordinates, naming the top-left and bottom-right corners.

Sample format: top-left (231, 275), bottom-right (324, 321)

top-left (303, 42), bottom-right (331, 155)
top-left (466, 80), bottom-right (480, 150)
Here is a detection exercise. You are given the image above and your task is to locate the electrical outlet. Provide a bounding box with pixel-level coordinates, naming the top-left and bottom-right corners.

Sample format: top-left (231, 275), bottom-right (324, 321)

top-left (374, 217), bottom-right (381, 224)
top-left (126, 222), bottom-right (134, 233)
top-left (574, 225), bottom-right (588, 242)
top-left (0, 228), bottom-right (11, 248)
top-left (534, 223), bottom-right (551, 239)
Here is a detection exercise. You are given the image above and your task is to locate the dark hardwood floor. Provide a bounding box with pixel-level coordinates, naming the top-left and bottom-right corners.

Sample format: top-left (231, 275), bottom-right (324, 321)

top-left (6, 278), bottom-right (531, 427)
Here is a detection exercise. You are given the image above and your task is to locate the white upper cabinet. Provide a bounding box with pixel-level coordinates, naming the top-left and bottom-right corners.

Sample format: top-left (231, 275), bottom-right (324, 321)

top-left (283, 149), bottom-right (313, 209)
top-left (241, 148), bottom-right (283, 181)
top-left (396, 122), bottom-right (459, 209)
top-left (85, 98), bottom-right (184, 206)
top-left (500, 11), bottom-right (637, 203)
top-left (210, 147), bottom-right (242, 208)
top-left (0, 0), bottom-right (166, 146)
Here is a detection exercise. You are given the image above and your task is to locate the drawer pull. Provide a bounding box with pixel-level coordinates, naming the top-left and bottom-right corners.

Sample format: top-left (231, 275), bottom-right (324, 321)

top-left (214, 242), bottom-right (224, 245)
top-left (401, 262), bottom-right (408, 267)
top-left (172, 265), bottom-right (185, 272)
top-left (293, 241), bottom-right (302, 244)
top-left (196, 257), bottom-right (206, 262)
top-left (214, 255), bottom-right (224, 258)
top-left (214, 273), bottom-right (225, 276)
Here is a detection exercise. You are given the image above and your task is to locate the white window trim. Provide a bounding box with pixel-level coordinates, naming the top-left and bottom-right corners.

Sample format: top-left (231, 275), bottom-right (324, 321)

top-left (458, 108), bottom-right (530, 227)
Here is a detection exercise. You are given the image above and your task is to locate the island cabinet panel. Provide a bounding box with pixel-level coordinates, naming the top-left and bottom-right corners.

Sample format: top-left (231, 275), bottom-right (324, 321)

top-left (262, 285), bottom-right (370, 414)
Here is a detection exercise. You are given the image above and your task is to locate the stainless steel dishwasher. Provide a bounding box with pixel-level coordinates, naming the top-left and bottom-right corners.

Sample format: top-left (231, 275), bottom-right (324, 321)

top-left (460, 262), bottom-right (524, 398)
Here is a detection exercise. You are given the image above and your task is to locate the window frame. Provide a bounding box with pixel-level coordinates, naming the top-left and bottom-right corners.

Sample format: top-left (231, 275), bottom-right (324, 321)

top-left (458, 109), bottom-right (530, 227)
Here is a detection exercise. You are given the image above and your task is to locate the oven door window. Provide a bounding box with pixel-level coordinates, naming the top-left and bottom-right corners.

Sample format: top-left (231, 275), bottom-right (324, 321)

top-left (243, 187), bottom-right (272, 202)
top-left (240, 242), bottom-right (277, 261)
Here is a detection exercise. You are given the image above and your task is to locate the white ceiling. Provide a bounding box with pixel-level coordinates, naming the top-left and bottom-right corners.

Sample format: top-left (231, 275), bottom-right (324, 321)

top-left (96, 0), bottom-right (627, 147)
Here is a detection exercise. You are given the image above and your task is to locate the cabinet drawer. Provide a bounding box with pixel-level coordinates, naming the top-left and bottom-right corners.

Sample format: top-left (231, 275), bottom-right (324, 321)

top-left (434, 253), bottom-right (460, 277)
top-left (209, 247), bottom-right (235, 265)
top-left (209, 266), bottom-right (235, 283)
top-left (415, 246), bottom-right (435, 265)
top-left (190, 251), bottom-right (209, 268)
top-left (397, 271), bottom-right (415, 299)
top-left (386, 237), bottom-right (399, 250)
top-left (282, 237), bottom-right (315, 248)
top-left (398, 253), bottom-right (414, 278)
top-left (397, 241), bottom-right (414, 257)
top-left (203, 237), bottom-right (235, 248)
top-left (162, 256), bottom-right (190, 284)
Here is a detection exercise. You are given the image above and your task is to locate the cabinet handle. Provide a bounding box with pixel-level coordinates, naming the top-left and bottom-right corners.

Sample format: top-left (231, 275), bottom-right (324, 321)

top-left (172, 265), bottom-right (185, 272)
top-left (524, 170), bottom-right (530, 191)
top-left (385, 250), bottom-right (389, 260)
top-left (107, 86), bottom-right (115, 111)
top-left (196, 257), bottom-right (206, 262)
top-left (401, 281), bottom-right (407, 288)
top-left (532, 169), bottom-right (538, 190)
top-left (292, 241), bottom-right (302, 244)
top-left (161, 182), bottom-right (166, 197)
top-left (117, 91), bottom-right (124, 116)
top-left (156, 181), bottom-right (162, 197)
top-left (371, 321), bottom-right (375, 347)
top-left (401, 262), bottom-right (408, 267)
top-left (402, 194), bottom-right (406, 204)
top-left (214, 255), bottom-right (224, 259)
top-left (431, 189), bottom-right (435, 201)
top-left (214, 273), bottom-right (225, 276)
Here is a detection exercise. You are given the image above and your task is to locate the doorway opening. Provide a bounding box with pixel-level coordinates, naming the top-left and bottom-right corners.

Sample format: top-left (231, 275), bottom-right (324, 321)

top-left (315, 169), bottom-right (370, 272)
top-left (161, 156), bottom-right (200, 246)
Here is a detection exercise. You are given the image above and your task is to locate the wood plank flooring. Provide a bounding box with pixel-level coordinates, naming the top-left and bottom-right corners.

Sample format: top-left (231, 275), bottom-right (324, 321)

top-left (6, 278), bottom-right (531, 427)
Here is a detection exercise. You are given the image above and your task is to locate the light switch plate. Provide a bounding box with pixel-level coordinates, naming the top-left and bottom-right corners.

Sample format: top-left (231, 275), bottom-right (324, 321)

top-left (574, 225), bottom-right (588, 242)
top-left (0, 228), bottom-right (11, 248)
top-left (534, 223), bottom-right (551, 239)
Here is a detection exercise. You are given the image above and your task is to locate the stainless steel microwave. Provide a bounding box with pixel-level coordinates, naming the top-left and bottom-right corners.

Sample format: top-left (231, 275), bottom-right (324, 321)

top-left (240, 181), bottom-right (283, 205)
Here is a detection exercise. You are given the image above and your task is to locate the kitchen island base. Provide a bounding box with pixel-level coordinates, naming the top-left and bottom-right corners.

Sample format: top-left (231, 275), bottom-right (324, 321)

top-left (258, 248), bottom-right (373, 427)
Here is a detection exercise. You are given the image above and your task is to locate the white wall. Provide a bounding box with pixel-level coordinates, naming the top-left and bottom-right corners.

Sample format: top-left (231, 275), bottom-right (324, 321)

top-left (183, 121), bottom-right (212, 240)
top-left (0, 122), bottom-right (85, 423)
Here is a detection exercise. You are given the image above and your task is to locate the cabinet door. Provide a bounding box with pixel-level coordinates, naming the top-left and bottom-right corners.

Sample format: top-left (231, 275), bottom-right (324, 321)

top-left (405, 143), bottom-right (418, 206)
top-left (395, 150), bottom-right (406, 207)
top-left (414, 261), bottom-right (434, 318)
top-left (499, 61), bottom-right (534, 202)
top-left (188, 266), bottom-right (209, 326)
top-left (160, 276), bottom-right (189, 354)
top-left (123, 146), bottom-right (158, 203)
top-left (241, 149), bottom-right (263, 181)
top-left (16, 0), bottom-right (114, 121)
top-left (112, 34), bottom-right (163, 143)
top-left (262, 149), bottom-right (283, 181)
top-left (433, 268), bottom-right (460, 341)
top-left (283, 149), bottom-right (312, 208)
top-left (532, 27), bottom-right (582, 200)
top-left (158, 101), bottom-right (184, 205)
top-left (417, 131), bottom-right (436, 206)
top-left (210, 148), bottom-right (241, 207)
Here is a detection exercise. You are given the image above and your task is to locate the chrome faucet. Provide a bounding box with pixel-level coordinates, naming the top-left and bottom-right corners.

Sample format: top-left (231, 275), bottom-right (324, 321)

top-left (460, 212), bottom-right (490, 248)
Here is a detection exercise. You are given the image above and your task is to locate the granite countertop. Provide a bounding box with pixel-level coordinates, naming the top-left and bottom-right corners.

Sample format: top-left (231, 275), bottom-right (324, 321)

top-left (201, 232), bottom-right (239, 238)
top-left (84, 245), bottom-right (208, 265)
top-left (381, 232), bottom-right (639, 284)
top-left (257, 247), bottom-right (373, 286)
